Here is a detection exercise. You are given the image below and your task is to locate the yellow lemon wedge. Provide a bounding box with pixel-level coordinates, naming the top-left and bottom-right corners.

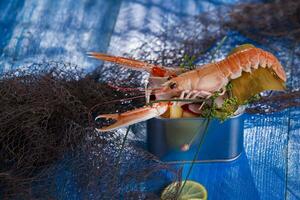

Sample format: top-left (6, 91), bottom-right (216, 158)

top-left (231, 67), bottom-right (285, 104)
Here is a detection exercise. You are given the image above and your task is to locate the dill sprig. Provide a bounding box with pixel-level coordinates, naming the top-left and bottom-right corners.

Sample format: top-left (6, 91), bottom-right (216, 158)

top-left (180, 55), bottom-right (197, 70)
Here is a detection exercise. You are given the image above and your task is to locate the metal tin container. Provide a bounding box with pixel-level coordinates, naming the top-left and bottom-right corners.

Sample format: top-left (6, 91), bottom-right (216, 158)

top-left (146, 114), bottom-right (244, 163)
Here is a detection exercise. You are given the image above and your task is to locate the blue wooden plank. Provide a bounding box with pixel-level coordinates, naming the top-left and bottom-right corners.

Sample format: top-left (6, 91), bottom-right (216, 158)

top-left (108, 0), bottom-right (219, 55)
top-left (177, 111), bottom-right (289, 200)
top-left (0, 0), bottom-right (122, 73)
top-left (287, 45), bottom-right (300, 200)
top-left (288, 109), bottom-right (300, 200)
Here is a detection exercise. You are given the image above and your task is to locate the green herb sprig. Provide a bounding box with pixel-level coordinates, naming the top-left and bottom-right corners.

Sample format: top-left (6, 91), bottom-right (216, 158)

top-left (180, 54), bottom-right (197, 70)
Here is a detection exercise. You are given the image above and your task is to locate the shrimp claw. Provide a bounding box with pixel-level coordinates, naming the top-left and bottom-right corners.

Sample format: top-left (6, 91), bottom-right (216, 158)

top-left (95, 102), bottom-right (169, 132)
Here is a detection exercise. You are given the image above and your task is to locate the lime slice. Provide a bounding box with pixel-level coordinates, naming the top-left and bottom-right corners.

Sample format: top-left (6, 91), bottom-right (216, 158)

top-left (161, 180), bottom-right (207, 200)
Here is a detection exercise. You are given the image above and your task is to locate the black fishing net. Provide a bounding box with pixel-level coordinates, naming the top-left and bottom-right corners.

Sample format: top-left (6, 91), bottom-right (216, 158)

top-left (1, 0), bottom-right (300, 199)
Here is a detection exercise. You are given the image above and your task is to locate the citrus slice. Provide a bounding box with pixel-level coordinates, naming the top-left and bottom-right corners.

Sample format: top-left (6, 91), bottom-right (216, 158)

top-left (170, 105), bottom-right (183, 118)
top-left (231, 67), bottom-right (285, 104)
top-left (161, 180), bottom-right (207, 200)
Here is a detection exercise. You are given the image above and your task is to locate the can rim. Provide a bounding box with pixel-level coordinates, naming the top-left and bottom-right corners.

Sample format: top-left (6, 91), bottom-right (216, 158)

top-left (154, 105), bottom-right (246, 121)
top-left (159, 151), bottom-right (243, 164)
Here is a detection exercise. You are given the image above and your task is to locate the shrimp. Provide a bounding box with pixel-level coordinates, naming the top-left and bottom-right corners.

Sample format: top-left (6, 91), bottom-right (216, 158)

top-left (89, 45), bottom-right (286, 132)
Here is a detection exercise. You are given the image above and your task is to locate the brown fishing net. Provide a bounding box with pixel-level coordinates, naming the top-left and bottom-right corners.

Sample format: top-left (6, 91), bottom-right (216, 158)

top-left (0, 63), bottom-right (180, 199)
top-left (227, 0), bottom-right (300, 43)
top-left (1, 0), bottom-right (300, 199)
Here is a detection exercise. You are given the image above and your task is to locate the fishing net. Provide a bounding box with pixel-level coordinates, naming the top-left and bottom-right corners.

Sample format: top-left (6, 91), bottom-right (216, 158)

top-left (0, 63), bottom-right (180, 199)
top-left (1, 0), bottom-right (300, 199)
top-left (227, 0), bottom-right (300, 43)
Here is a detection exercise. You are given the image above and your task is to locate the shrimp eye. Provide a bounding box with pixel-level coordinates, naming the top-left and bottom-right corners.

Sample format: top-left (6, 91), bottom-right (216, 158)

top-left (169, 82), bottom-right (177, 89)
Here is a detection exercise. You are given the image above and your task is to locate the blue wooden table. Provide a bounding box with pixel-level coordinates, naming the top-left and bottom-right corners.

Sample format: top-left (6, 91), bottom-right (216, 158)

top-left (0, 0), bottom-right (299, 199)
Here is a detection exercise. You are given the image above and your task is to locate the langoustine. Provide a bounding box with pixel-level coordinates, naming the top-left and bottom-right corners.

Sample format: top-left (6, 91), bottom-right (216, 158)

top-left (88, 45), bottom-right (286, 132)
